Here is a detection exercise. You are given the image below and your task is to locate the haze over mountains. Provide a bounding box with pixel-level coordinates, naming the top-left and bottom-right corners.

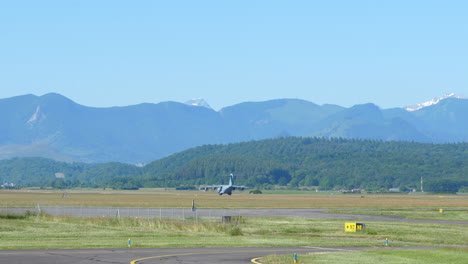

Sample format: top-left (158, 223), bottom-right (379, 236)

top-left (1, 93), bottom-right (467, 164)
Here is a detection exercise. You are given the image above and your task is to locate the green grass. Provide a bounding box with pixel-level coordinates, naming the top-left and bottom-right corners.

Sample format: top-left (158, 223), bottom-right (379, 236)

top-left (1, 191), bottom-right (466, 263)
top-left (262, 248), bottom-right (468, 264)
top-left (0, 212), bottom-right (467, 249)
top-left (1, 190), bottom-right (467, 209)
top-left (0, 211), bottom-right (36, 219)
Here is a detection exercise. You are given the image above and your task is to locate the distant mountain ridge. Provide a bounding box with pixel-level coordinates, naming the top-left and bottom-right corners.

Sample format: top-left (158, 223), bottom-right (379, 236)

top-left (1, 93), bottom-right (467, 163)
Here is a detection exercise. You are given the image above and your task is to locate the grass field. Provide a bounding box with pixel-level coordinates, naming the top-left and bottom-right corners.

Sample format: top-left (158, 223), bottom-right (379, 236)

top-left (0, 212), bottom-right (467, 250)
top-left (1, 189), bottom-right (467, 263)
top-left (1, 189), bottom-right (467, 209)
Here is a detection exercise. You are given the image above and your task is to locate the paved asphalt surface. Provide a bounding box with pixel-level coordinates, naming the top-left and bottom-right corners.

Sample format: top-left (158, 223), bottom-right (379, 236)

top-left (0, 246), bottom-right (426, 264)
top-left (0, 208), bottom-right (464, 263)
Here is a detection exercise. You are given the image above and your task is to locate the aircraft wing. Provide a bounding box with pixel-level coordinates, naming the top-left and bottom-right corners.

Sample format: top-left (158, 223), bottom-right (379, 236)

top-left (231, 185), bottom-right (250, 190)
top-left (200, 185), bottom-right (222, 191)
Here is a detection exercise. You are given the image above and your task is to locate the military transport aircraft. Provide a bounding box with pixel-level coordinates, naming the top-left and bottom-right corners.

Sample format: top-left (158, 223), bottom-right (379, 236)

top-left (200, 174), bottom-right (249, 195)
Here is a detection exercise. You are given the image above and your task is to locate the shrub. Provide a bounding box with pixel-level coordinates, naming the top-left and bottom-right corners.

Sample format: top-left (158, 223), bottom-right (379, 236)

top-left (228, 226), bottom-right (243, 236)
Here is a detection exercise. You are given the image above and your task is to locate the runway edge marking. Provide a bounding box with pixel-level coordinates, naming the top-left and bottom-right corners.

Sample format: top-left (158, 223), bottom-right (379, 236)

top-left (130, 248), bottom-right (319, 264)
top-left (251, 257), bottom-right (263, 264)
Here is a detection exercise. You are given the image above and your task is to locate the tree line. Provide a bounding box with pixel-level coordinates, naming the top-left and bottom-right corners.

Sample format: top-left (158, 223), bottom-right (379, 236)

top-left (1, 137), bottom-right (467, 192)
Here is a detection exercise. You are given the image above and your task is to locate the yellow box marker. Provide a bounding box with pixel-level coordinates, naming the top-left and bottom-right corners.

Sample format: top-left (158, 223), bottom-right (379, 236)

top-left (345, 222), bottom-right (365, 232)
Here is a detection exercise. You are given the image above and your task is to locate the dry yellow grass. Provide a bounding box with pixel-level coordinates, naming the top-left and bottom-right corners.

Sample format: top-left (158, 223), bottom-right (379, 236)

top-left (1, 189), bottom-right (467, 209)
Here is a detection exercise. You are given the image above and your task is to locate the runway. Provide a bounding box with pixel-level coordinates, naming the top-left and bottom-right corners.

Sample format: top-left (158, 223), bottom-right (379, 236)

top-left (0, 246), bottom-right (418, 264)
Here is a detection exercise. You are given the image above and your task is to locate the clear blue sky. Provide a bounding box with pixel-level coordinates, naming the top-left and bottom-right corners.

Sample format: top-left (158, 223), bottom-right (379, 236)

top-left (1, 1), bottom-right (467, 110)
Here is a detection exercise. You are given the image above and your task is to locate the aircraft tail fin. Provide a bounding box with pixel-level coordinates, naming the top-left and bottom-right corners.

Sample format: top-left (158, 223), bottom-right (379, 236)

top-left (229, 173), bottom-right (234, 185)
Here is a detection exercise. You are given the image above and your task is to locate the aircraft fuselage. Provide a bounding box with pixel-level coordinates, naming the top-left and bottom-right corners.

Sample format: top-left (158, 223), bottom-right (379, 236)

top-left (218, 185), bottom-right (233, 195)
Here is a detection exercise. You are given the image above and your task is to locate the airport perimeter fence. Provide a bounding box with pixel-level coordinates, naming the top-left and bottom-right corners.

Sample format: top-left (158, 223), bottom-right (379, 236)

top-left (0, 204), bottom-right (250, 223)
top-left (1, 204), bottom-right (320, 221)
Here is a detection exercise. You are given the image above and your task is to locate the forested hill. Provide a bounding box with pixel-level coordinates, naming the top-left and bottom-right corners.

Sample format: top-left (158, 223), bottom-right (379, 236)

top-left (143, 137), bottom-right (468, 192)
top-left (1, 138), bottom-right (468, 192)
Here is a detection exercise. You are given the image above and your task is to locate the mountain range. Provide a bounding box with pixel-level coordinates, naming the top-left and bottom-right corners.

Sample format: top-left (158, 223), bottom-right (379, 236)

top-left (1, 93), bottom-right (467, 163)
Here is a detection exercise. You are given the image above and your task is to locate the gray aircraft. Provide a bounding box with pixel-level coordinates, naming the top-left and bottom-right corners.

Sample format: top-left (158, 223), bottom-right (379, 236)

top-left (200, 174), bottom-right (249, 195)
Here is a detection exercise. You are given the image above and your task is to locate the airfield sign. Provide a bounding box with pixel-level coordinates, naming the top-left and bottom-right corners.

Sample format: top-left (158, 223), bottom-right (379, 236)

top-left (345, 222), bottom-right (366, 232)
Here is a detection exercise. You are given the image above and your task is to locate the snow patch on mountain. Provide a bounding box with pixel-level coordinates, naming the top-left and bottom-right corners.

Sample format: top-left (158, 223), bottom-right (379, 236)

top-left (184, 98), bottom-right (212, 109)
top-left (404, 93), bottom-right (466, 112)
top-left (27, 105), bottom-right (46, 125)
